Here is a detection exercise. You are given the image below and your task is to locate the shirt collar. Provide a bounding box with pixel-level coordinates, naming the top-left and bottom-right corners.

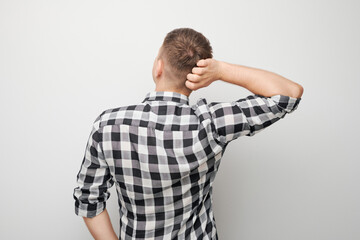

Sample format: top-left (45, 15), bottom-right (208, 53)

top-left (142, 91), bottom-right (190, 105)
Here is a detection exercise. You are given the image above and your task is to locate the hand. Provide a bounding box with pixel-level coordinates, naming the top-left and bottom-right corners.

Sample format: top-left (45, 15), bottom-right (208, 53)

top-left (185, 58), bottom-right (222, 91)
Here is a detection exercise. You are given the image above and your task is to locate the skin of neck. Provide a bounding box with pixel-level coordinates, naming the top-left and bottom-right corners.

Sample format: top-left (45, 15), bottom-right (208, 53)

top-left (154, 78), bottom-right (192, 97)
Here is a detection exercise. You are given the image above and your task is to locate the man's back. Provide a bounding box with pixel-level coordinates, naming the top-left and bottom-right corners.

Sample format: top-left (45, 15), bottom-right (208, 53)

top-left (73, 90), bottom-right (301, 239)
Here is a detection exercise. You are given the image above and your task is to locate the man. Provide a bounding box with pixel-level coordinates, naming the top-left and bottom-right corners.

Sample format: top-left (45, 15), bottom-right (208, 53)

top-left (73, 28), bottom-right (303, 240)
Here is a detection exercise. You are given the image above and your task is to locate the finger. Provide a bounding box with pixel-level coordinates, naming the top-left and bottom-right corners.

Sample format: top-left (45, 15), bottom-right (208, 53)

top-left (191, 67), bottom-right (204, 75)
top-left (186, 73), bottom-right (201, 82)
top-left (196, 59), bottom-right (208, 67)
top-left (185, 80), bottom-right (195, 90)
top-left (186, 80), bottom-right (201, 91)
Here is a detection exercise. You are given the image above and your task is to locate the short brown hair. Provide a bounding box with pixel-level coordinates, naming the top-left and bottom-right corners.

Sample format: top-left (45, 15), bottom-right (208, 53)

top-left (160, 28), bottom-right (213, 81)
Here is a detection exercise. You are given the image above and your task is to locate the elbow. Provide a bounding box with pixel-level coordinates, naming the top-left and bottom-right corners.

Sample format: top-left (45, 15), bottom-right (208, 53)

top-left (296, 84), bottom-right (304, 98)
top-left (290, 83), bottom-right (304, 98)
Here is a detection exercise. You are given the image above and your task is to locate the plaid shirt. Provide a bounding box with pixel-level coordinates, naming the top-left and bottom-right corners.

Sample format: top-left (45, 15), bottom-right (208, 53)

top-left (73, 90), bottom-right (301, 239)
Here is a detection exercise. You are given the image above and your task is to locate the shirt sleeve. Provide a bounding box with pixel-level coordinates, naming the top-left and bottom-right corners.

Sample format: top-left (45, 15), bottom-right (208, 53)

top-left (208, 94), bottom-right (301, 144)
top-left (73, 113), bottom-right (114, 218)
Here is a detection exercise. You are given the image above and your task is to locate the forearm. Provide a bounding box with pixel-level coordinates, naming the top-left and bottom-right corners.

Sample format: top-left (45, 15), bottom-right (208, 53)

top-left (218, 61), bottom-right (303, 98)
top-left (83, 209), bottom-right (118, 240)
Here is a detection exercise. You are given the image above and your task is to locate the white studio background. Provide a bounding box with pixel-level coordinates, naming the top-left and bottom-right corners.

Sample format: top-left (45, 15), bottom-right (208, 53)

top-left (1, 1), bottom-right (359, 239)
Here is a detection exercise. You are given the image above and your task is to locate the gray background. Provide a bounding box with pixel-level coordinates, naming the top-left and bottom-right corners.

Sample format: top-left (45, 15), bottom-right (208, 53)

top-left (1, 0), bottom-right (359, 239)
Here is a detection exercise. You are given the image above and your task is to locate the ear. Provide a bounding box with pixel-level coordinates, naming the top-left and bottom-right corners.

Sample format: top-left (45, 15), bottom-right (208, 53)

top-left (155, 58), bottom-right (164, 78)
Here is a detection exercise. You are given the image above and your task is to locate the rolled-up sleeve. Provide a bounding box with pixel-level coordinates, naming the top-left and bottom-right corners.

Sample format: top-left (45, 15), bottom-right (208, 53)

top-left (208, 94), bottom-right (301, 144)
top-left (73, 113), bottom-right (114, 218)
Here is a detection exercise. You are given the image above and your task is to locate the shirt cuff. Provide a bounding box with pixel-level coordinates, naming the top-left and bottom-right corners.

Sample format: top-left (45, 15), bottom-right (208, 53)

top-left (269, 94), bottom-right (301, 113)
top-left (74, 199), bottom-right (106, 218)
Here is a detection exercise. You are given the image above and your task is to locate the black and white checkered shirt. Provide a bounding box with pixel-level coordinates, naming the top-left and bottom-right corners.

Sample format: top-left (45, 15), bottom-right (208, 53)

top-left (73, 90), bottom-right (301, 239)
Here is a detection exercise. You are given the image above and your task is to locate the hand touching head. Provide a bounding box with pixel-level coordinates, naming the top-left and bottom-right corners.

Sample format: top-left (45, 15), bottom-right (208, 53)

top-left (154, 28), bottom-right (213, 91)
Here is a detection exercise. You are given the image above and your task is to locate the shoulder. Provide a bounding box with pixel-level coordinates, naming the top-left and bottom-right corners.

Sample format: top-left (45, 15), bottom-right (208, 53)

top-left (194, 97), bottom-right (234, 116)
top-left (190, 97), bottom-right (225, 122)
top-left (93, 103), bottom-right (148, 129)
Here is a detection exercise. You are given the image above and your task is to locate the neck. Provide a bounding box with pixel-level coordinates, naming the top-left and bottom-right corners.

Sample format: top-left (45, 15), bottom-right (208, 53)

top-left (154, 78), bottom-right (192, 97)
top-left (154, 85), bottom-right (191, 97)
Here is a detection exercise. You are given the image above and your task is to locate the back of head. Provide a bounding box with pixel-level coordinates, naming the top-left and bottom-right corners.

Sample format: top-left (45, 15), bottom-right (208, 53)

top-left (159, 28), bottom-right (213, 89)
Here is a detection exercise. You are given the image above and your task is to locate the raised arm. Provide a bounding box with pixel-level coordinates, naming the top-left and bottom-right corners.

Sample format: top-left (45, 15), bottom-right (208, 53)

top-left (186, 58), bottom-right (303, 144)
top-left (186, 58), bottom-right (304, 98)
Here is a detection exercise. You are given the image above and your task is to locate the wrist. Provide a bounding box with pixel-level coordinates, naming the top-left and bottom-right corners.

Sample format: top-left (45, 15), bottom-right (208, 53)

top-left (217, 60), bottom-right (232, 83)
top-left (216, 60), bottom-right (225, 81)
